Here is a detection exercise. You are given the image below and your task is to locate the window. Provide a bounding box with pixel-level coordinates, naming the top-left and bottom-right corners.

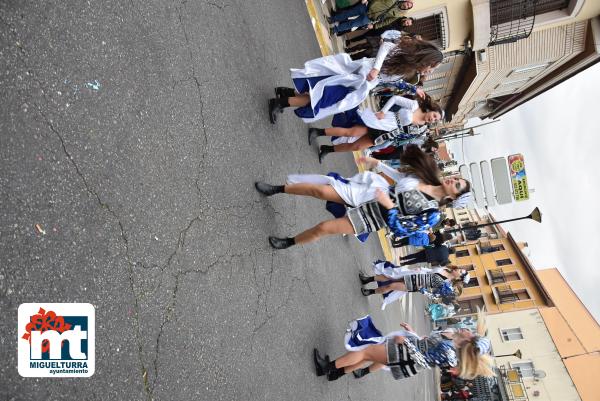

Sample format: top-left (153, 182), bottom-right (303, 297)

top-left (459, 264), bottom-right (475, 271)
top-left (404, 12), bottom-right (447, 49)
top-left (536, 0), bottom-right (570, 15)
top-left (456, 249), bottom-right (470, 258)
top-left (501, 328), bottom-right (524, 341)
top-left (457, 296), bottom-right (485, 315)
top-left (496, 258), bottom-right (512, 266)
top-left (465, 277), bottom-right (479, 288)
top-left (504, 271), bottom-right (520, 282)
top-left (512, 361), bottom-right (535, 378)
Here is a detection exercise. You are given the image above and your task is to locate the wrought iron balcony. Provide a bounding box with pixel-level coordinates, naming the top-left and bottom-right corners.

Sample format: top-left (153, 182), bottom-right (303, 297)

top-left (497, 285), bottom-right (519, 303)
top-left (498, 365), bottom-right (530, 400)
top-left (490, 268), bottom-right (506, 284)
top-left (489, 0), bottom-right (538, 46)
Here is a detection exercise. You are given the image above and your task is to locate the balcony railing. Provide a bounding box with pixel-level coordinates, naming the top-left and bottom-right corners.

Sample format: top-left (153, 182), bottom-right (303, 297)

top-left (489, 0), bottom-right (538, 46)
top-left (490, 268), bottom-right (506, 284)
top-left (498, 365), bottom-right (529, 401)
top-left (497, 285), bottom-right (519, 303)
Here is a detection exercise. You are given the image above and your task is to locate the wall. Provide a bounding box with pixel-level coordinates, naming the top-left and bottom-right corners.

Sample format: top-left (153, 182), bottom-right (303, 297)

top-left (487, 309), bottom-right (581, 401)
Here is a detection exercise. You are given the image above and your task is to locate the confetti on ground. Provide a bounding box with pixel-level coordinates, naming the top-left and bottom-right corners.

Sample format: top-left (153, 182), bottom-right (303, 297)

top-left (85, 80), bottom-right (101, 91)
top-left (35, 224), bottom-right (46, 235)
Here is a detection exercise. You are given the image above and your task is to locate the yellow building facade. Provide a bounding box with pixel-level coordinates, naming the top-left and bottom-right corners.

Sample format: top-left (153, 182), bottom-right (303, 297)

top-left (449, 231), bottom-right (553, 316)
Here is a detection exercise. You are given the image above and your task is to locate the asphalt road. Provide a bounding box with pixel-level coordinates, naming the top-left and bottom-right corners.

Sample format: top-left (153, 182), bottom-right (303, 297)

top-left (0, 1), bottom-right (435, 400)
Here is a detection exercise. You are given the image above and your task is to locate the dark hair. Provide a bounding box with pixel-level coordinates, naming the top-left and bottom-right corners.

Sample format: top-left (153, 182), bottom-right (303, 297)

top-left (417, 95), bottom-right (443, 116)
top-left (445, 218), bottom-right (457, 226)
top-left (422, 137), bottom-right (439, 150)
top-left (398, 0), bottom-right (414, 10)
top-left (381, 37), bottom-right (443, 77)
top-left (421, 137), bottom-right (440, 154)
top-left (460, 180), bottom-right (472, 197)
top-left (399, 144), bottom-right (443, 186)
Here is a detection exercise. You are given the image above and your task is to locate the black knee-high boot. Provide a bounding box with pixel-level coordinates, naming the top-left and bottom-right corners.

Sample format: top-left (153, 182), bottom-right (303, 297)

top-left (361, 288), bottom-right (375, 296)
top-left (327, 360), bottom-right (346, 381)
top-left (318, 145), bottom-right (334, 164)
top-left (353, 366), bottom-right (371, 378)
top-left (275, 87), bottom-right (297, 98)
top-left (308, 128), bottom-right (326, 145)
top-left (359, 272), bottom-right (374, 285)
top-left (268, 96), bottom-right (290, 124)
top-left (269, 236), bottom-right (295, 250)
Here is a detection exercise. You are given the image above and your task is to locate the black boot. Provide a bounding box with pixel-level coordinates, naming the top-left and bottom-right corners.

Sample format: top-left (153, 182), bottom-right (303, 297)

top-left (318, 145), bottom-right (334, 164)
top-left (268, 97), bottom-right (289, 124)
top-left (361, 288), bottom-right (375, 296)
top-left (255, 182), bottom-right (285, 196)
top-left (359, 272), bottom-right (374, 285)
top-left (275, 87), bottom-right (296, 98)
top-left (353, 367), bottom-right (370, 379)
top-left (308, 128), bottom-right (325, 145)
top-left (269, 236), bottom-right (295, 250)
top-left (313, 349), bottom-right (331, 377)
top-left (327, 361), bottom-right (346, 381)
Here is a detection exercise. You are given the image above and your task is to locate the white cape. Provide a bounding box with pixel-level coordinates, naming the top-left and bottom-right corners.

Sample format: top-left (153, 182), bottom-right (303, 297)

top-left (290, 53), bottom-right (379, 123)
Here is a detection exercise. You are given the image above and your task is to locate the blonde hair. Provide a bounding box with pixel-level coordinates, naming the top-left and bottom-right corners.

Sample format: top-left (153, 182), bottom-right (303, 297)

top-left (456, 307), bottom-right (495, 379)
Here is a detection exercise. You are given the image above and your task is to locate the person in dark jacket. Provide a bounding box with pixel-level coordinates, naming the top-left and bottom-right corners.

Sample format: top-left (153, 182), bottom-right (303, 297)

top-left (344, 16), bottom-right (416, 47)
top-left (398, 243), bottom-right (455, 266)
top-left (328, 0), bottom-right (414, 36)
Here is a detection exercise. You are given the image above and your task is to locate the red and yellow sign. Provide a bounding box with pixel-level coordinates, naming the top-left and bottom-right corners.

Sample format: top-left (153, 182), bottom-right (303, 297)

top-left (508, 154), bottom-right (529, 201)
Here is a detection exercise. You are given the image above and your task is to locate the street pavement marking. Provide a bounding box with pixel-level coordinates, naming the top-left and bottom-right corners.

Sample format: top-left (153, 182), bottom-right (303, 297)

top-left (305, 0), bottom-right (332, 56)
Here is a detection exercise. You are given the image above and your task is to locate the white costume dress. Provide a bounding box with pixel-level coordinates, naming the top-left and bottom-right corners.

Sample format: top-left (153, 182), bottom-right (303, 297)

top-left (358, 95), bottom-right (418, 132)
top-left (290, 41), bottom-right (402, 122)
top-left (287, 163), bottom-right (418, 208)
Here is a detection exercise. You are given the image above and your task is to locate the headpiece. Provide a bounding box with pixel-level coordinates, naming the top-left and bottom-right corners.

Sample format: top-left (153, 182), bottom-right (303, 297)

top-left (473, 336), bottom-right (491, 355)
top-left (452, 191), bottom-right (473, 209)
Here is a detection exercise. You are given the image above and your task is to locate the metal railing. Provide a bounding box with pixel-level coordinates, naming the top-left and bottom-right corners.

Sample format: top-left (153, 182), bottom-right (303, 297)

top-left (497, 285), bottom-right (519, 303)
top-left (490, 268), bottom-right (506, 284)
top-left (489, 0), bottom-right (538, 46)
top-left (498, 365), bottom-right (530, 400)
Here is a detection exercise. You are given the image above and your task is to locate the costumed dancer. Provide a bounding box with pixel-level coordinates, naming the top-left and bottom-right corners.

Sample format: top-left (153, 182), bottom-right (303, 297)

top-left (359, 259), bottom-right (444, 309)
top-left (254, 146), bottom-right (471, 249)
top-left (359, 263), bottom-right (469, 299)
top-left (313, 309), bottom-right (493, 381)
top-left (268, 35), bottom-right (443, 123)
top-left (310, 95), bottom-right (442, 162)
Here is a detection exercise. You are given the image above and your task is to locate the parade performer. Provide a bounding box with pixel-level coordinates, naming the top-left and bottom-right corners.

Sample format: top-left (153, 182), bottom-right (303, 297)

top-left (313, 310), bottom-right (493, 381)
top-left (359, 263), bottom-right (470, 297)
top-left (360, 259), bottom-right (447, 309)
top-left (254, 146), bottom-right (471, 249)
top-left (268, 35), bottom-right (443, 123)
top-left (309, 95), bottom-right (442, 162)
